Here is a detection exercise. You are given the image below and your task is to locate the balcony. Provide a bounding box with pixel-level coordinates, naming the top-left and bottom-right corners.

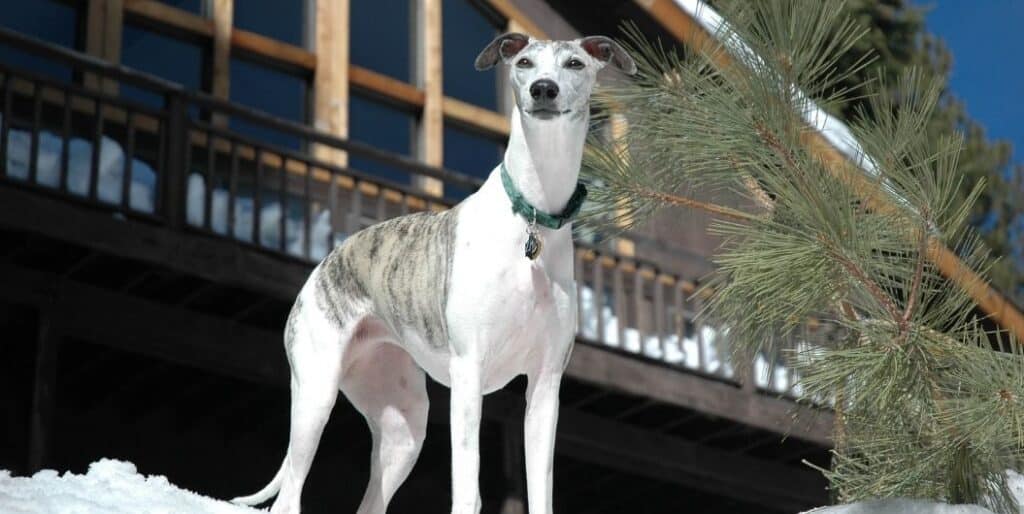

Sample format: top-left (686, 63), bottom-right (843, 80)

top-left (0, 27), bottom-right (833, 512)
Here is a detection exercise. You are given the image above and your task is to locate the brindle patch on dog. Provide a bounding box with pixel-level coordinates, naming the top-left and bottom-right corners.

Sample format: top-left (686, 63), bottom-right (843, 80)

top-left (313, 205), bottom-right (461, 349)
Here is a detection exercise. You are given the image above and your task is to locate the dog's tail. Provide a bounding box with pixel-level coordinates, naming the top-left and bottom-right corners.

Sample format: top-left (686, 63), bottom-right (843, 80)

top-left (230, 454), bottom-right (287, 506)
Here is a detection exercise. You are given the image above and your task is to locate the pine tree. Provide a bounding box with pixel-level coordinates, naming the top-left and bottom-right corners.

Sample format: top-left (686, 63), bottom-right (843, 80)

top-left (833, 0), bottom-right (1022, 306)
top-left (583, 1), bottom-right (1024, 510)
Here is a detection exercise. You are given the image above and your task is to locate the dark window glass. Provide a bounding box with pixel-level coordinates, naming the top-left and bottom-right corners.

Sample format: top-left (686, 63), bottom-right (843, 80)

top-left (444, 123), bottom-right (502, 181)
top-left (234, 0), bottom-right (305, 47)
top-left (155, 0), bottom-right (202, 14)
top-left (351, 0), bottom-right (411, 82)
top-left (348, 95), bottom-right (413, 186)
top-left (229, 57), bottom-right (307, 150)
top-left (0, 0), bottom-right (79, 80)
top-left (121, 24), bottom-right (204, 108)
top-left (443, 0), bottom-right (500, 110)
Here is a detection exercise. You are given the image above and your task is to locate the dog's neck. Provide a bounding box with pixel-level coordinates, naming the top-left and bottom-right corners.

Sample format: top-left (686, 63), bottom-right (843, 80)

top-left (502, 108), bottom-right (588, 216)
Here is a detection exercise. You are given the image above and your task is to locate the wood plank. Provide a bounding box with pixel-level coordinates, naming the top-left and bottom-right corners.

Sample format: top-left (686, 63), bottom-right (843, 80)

top-left (350, 65), bottom-right (425, 108)
top-left (0, 185), bottom-right (310, 300)
top-left (101, 0), bottom-right (125, 94)
top-left (0, 264), bottom-right (288, 385)
top-left (312, 0), bottom-right (350, 167)
top-left (442, 96), bottom-right (509, 138)
top-left (638, 0), bottom-right (1024, 340)
top-left (211, 0), bottom-right (232, 105)
top-left (486, 0), bottom-right (549, 39)
top-left (417, 0), bottom-right (444, 197)
top-left (231, 29), bottom-right (317, 71)
top-left (123, 0), bottom-right (215, 37)
top-left (565, 342), bottom-right (833, 444)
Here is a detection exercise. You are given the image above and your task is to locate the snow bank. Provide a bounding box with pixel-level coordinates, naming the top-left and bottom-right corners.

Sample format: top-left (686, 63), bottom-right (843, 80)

top-left (802, 500), bottom-right (993, 514)
top-left (800, 471), bottom-right (1024, 514)
top-left (0, 459), bottom-right (260, 514)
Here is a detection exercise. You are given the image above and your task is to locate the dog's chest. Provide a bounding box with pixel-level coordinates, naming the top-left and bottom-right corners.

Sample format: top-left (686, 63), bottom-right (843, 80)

top-left (445, 195), bottom-right (576, 389)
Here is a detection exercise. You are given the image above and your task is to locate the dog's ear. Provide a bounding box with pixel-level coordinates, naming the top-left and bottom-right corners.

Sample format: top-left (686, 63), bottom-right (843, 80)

top-left (579, 36), bottom-right (637, 75)
top-left (474, 33), bottom-right (530, 71)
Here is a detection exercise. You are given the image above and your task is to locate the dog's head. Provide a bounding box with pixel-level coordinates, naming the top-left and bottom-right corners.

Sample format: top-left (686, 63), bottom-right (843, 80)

top-left (474, 34), bottom-right (636, 121)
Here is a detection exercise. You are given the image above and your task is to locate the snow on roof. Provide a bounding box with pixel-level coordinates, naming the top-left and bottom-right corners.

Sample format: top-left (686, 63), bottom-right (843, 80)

top-left (671, 0), bottom-right (911, 207)
top-left (0, 459), bottom-right (261, 514)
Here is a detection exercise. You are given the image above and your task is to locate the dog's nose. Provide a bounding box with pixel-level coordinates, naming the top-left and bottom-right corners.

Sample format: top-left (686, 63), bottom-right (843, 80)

top-left (529, 79), bottom-right (559, 100)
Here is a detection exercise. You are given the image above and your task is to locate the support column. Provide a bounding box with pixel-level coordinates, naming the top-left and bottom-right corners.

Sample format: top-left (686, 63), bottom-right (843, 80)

top-left (84, 0), bottom-right (125, 93)
top-left (500, 419), bottom-right (527, 514)
top-left (312, 0), bottom-right (350, 167)
top-left (210, 0), bottom-right (233, 125)
top-left (416, 0), bottom-right (444, 197)
top-left (28, 309), bottom-right (60, 473)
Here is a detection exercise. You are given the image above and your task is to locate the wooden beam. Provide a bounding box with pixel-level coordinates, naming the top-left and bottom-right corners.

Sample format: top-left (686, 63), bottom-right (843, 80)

top-left (0, 185), bottom-right (310, 300)
top-left (28, 309), bottom-right (60, 472)
top-left (349, 65), bottom-right (426, 108)
top-left (312, 0), bottom-right (349, 167)
top-left (416, 0), bottom-right (444, 197)
top-left (210, 0), bottom-right (232, 104)
top-left (0, 264), bottom-right (288, 386)
top-left (554, 402), bottom-right (827, 511)
top-left (486, 0), bottom-right (549, 39)
top-left (123, 0), bottom-right (215, 37)
top-left (231, 29), bottom-right (317, 70)
top-left (442, 96), bottom-right (509, 138)
top-left (638, 0), bottom-right (1024, 340)
top-left (566, 343), bottom-right (833, 445)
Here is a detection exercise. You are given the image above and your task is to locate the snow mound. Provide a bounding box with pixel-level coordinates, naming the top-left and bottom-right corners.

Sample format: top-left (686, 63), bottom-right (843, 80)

top-left (801, 500), bottom-right (992, 514)
top-left (0, 459), bottom-right (261, 514)
top-left (801, 471), bottom-right (1024, 513)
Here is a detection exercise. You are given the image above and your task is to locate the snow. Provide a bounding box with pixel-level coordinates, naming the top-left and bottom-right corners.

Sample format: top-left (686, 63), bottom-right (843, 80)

top-left (2, 461), bottom-right (1022, 513)
top-left (0, 459), bottom-right (260, 514)
top-left (799, 470), bottom-right (1024, 514)
top-left (671, 0), bottom-right (913, 210)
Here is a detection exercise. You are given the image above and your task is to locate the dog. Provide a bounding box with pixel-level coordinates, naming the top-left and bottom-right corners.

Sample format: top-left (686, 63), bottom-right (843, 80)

top-left (231, 33), bottom-right (636, 514)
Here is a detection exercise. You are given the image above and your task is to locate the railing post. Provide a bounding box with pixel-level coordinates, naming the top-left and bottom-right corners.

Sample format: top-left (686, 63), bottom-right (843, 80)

top-left (163, 92), bottom-right (188, 229)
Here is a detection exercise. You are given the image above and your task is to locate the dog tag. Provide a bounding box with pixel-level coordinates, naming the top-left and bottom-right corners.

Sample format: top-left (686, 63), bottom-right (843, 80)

top-left (525, 231), bottom-right (542, 260)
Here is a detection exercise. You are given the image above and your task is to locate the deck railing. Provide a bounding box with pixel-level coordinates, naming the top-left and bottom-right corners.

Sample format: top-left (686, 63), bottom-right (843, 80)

top-left (0, 28), bottom-right (829, 399)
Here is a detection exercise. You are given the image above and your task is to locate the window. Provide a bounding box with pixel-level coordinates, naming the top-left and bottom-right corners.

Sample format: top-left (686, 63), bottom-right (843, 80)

top-left (0, 0), bottom-right (81, 80)
top-left (229, 57), bottom-right (308, 150)
top-left (443, 0), bottom-right (501, 111)
top-left (350, 0), bottom-right (412, 82)
top-left (234, 0), bottom-right (306, 47)
top-left (348, 95), bottom-right (414, 186)
top-left (444, 123), bottom-right (503, 181)
top-left (154, 0), bottom-right (203, 15)
top-left (121, 24), bottom-right (205, 108)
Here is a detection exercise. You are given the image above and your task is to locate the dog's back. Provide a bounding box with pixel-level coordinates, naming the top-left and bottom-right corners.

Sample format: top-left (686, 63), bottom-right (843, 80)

top-left (308, 206), bottom-right (461, 350)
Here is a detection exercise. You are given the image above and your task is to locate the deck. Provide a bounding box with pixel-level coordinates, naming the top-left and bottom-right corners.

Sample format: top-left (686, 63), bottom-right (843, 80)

top-left (0, 28), bottom-right (833, 513)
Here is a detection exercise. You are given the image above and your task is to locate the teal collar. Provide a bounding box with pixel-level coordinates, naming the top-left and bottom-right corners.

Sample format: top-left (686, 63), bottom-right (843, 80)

top-left (500, 162), bottom-right (587, 230)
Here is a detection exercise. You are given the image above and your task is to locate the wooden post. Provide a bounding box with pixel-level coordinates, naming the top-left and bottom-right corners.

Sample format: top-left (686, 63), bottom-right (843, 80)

top-left (84, 0), bottom-right (125, 93)
top-left (211, 0), bottom-right (233, 125)
top-left (499, 419), bottom-right (526, 514)
top-left (312, 0), bottom-right (349, 167)
top-left (416, 0), bottom-right (444, 197)
top-left (28, 309), bottom-right (60, 472)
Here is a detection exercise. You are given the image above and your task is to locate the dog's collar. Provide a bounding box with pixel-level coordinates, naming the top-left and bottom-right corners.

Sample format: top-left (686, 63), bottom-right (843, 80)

top-left (499, 162), bottom-right (587, 230)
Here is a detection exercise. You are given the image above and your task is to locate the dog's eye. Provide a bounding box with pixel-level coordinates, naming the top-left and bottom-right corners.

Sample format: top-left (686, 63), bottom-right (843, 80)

top-left (565, 58), bottom-right (585, 69)
top-left (516, 58), bottom-right (533, 68)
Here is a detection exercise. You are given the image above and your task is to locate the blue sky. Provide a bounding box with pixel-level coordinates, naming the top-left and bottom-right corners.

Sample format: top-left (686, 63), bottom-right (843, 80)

top-left (921, 1), bottom-right (1024, 166)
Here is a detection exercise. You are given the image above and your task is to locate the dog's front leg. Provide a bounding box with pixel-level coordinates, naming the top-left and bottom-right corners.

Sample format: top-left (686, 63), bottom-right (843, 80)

top-left (524, 370), bottom-right (562, 514)
top-left (449, 354), bottom-right (484, 514)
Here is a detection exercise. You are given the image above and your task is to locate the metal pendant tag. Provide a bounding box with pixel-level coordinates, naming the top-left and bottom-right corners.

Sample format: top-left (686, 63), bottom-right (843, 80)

top-left (525, 230), bottom-right (542, 260)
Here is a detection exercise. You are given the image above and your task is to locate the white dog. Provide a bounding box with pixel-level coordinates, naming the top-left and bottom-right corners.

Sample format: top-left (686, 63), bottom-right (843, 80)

top-left (232, 33), bottom-right (636, 514)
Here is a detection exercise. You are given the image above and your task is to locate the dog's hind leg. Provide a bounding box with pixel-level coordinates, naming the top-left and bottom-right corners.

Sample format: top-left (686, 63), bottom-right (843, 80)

top-left (268, 309), bottom-right (351, 514)
top-left (341, 331), bottom-right (429, 514)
